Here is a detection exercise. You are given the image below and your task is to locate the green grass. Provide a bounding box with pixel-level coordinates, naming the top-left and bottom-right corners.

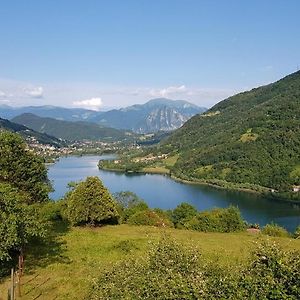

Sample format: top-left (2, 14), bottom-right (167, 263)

top-left (142, 166), bottom-right (170, 174)
top-left (1, 223), bottom-right (300, 299)
top-left (164, 154), bottom-right (179, 167)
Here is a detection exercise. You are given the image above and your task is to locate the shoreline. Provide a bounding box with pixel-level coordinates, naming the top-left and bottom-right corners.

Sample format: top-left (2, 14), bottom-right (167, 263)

top-left (99, 165), bottom-right (300, 205)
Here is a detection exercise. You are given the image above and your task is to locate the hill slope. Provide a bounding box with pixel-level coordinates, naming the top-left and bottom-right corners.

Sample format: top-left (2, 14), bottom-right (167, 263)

top-left (12, 113), bottom-right (135, 141)
top-left (0, 117), bottom-right (64, 147)
top-left (0, 224), bottom-right (299, 299)
top-left (162, 71), bottom-right (300, 192)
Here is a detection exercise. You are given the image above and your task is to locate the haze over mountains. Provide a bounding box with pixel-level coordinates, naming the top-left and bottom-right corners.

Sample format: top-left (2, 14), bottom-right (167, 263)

top-left (162, 71), bottom-right (300, 193)
top-left (0, 98), bottom-right (206, 134)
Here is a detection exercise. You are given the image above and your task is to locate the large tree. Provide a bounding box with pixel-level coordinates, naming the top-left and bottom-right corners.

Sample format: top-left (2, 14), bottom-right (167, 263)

top-left (0, 182), bottom-right (46, 276)
top-left (65, 176), bottom-right (119, 226)
top-left (0, 131), bottom-right (51, 203)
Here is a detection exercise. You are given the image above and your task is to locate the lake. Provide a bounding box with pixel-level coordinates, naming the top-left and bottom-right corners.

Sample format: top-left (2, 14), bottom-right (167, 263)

top-left (48, 155), bottom-right (300, 232)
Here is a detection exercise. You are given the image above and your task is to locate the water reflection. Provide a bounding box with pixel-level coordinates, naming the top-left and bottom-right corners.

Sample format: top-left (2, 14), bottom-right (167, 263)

top-left (48, 155), bottom-right (300, 232)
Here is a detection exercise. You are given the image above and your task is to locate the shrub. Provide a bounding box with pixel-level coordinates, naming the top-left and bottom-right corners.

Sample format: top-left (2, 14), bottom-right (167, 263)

top-left (127, 209), bottom-right (173, 227)
top-left (39, 201), bottom-right (64, 221)
top-left (185, 206), bottom-right (245, 232)
top-left (65, 177), bottom-right (119, 226)
top-left (262, 223), bottom-right (289, 237)
top-left (171, 202), bottom-right (197, 228)
top-left (88, 236), bottom-right (205, 299)
top-left (294, 225), bottom-right (300, 239)
top-left (237, 241), bottom-right (300, 299)
top-left (114, 191), bottom-right (149, 223)
top-left (206, 240), bottom-right (300, 299)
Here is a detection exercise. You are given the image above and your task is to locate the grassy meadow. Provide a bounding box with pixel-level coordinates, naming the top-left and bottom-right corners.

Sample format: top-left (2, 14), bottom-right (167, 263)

top-left (1, 223), bottom-right (300, 300)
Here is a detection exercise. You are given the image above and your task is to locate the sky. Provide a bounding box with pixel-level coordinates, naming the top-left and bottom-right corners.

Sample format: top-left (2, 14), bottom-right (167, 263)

top-left (0, 0), bottom-right (299, 110)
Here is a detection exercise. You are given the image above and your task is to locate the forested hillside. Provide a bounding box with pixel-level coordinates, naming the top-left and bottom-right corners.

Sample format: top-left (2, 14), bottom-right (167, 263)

top-left (0, 117), bottom-right (64, 147)
top-left (163, 71), bottom-right (300, 193)
top-left (12, 113), bottom-right (135, 141)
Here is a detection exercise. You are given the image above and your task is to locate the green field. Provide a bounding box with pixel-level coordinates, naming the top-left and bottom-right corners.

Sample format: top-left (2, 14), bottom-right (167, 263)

top-left (1, 223), bottom-right (299, 300)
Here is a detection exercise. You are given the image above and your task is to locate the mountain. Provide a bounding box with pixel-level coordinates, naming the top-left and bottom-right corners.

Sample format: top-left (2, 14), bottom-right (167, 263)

top-left (0, 117), bottom-right (64, 147)
top-left (90, 98), bottom-right (207, 133)
top-left (162, 71), bottom-right (300, 193)
top-left (0, 105), bottom-right (98, 121)
top-left (0, 99), bottom-right (206, 133)
top-left (12, 113), bottom-right (135, 142)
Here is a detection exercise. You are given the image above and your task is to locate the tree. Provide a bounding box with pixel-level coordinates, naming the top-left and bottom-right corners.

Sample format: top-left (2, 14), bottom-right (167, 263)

top-left (113, 191), bottom-right (148, 222)
top-left (65, 176), bottom-right (119, 226)
top-left (0, 131), bottom-right (51, 203)
top-left (0, 182), bottom-right (46, 276)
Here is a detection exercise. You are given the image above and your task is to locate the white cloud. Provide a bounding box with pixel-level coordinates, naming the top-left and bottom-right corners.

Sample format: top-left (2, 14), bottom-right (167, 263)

top-left (0, 90), bottom-right (6, 97)
top-left (73, 97), bottom-right (103, 111)
top-left (24, 86), bottom-right (44, 98)
top-left (150, 85), bottom-right (187, 98)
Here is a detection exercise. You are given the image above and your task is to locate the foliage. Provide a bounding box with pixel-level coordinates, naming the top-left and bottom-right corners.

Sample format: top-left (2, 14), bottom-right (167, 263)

top-left (89, 235), bottom-right (300, 300)
top-left (159, 71), bottom-right (300, 194)
top-left (171, 202), bottom-right (197, 228)
top-left (237, 241), bottom-right (300, 299)
top-left (0, 182), bottom-right (47, 276)
top-left (113, 191), bottom-right (149, 222)
top-left (12, 113), bottom-right (133, 142)
top-left (127, 209), bottom-right (173, 227)
top-left (0, 131), bottom-right (51, 203)
top-left (185, 206), bottom-right (245, 232)
top-left (206, 240), bottom-right (300, 299)
top-left (294, 225), bottom-right (300, 239)
top-left (89, 236), bottom-right (205, 299)
top-left (262, 223), bottom-right (290, 237)
top-left (0, 117), bottom-right (63, 147)
top-left (39, 200), bottom-right (64, 222)
top-left (65, 176), bottom-right (119, 226)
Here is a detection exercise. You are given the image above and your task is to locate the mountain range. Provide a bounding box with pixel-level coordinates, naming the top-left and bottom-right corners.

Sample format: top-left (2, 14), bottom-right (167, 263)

top-left (11, 113), bottom-right (135, 142)
top-left (0, 98), bottom-right (206, 133)
top-left (161, 71), bottom-right (300, 193)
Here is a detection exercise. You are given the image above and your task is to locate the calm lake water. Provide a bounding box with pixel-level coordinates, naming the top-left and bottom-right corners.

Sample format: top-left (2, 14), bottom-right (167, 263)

top-left (48, 155), bottom-right (300, 232)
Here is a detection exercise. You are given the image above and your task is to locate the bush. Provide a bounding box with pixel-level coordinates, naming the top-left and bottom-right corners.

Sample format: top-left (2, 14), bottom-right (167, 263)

top-left (185, 206), bottom-right (245, 232)
top-left (65, 177), bottom-right (119, 226)
top-left (171, 202), bottom-right (197, 228)
top-left (206, 240), bottom-right (300, 299)
top-left (39, 201), bottom-right (64, 221)
top-left (113, 191), bottom-right (149, 223)
top-left (89, 236), bottom-right (205, 299)
top-left (127, 209), bottom-right (173, 227)
top-left (262, 223), bottom-right (289, 237)
top-left (89, 236), bottom-right (300, 300)
top-left (238, 241), bottom-right (300, 299)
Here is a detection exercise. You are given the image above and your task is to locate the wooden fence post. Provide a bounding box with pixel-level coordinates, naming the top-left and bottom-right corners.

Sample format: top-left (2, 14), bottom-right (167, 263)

top-left (10, 268), bottom-right (15, 300)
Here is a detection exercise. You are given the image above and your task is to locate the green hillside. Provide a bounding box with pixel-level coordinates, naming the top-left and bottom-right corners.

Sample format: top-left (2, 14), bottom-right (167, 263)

top-left (0, 117), bottom-right (64, 147)
top-left (12, 113), bottom-right (136, 142)
top-left (161, 71), bottom-right (300, 194)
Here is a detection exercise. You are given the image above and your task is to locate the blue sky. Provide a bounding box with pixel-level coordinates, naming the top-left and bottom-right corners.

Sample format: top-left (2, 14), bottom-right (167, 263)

top-left (0, 0), bottom-right (299, 109)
